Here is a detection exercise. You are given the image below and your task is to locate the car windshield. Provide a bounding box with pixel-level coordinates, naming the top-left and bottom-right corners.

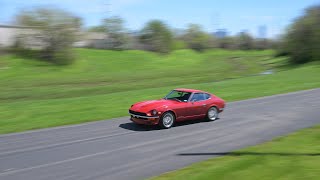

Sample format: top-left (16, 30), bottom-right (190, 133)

top-left (164, 90), bottom-right (191, 102)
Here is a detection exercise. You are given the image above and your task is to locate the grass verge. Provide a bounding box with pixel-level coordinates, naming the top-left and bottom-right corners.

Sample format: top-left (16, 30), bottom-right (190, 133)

top-left (0, 49), bottom-right (319, 134)
top-left (0, 63), bottom-right (319, 134)
top-left (150, 125), bottom-right (320, 180)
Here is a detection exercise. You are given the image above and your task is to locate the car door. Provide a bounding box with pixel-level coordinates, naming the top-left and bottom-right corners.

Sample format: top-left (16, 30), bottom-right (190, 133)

top-left (188, 93), bottom-right (207, 118)
top-left (172, 101), bottom-right (192, 120)
top-left (168, 91), bottom-right (193, 120)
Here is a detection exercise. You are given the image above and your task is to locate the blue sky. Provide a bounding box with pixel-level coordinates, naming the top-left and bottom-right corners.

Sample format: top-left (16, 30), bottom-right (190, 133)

top-left (1, 0), bottom-right (319, 37)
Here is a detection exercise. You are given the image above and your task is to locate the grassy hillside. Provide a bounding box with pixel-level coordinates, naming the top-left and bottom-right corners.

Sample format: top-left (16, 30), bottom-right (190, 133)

top-left (0, 49), bottom-right (274, 102)
top-left (151, 125), bottom-right (320, 180)
top-left (0, 48), bottom-right (319, 134)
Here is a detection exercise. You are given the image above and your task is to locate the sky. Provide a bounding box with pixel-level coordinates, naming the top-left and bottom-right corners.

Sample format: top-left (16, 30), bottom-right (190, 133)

top-left (1, 0), bottom-right (319, 38)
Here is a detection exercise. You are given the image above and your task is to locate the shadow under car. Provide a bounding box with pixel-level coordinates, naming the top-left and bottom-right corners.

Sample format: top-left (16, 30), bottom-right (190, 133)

top-left (119, 118), bottom-right (219, 131)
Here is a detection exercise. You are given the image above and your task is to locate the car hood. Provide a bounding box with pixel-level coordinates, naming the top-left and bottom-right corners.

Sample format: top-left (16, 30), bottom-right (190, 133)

top-left (131, 99), bottom-right (178, 113)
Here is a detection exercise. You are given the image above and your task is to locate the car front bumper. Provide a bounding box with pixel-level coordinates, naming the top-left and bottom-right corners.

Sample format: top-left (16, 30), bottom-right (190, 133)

top-left (129, 113), bottom-right (160, 125)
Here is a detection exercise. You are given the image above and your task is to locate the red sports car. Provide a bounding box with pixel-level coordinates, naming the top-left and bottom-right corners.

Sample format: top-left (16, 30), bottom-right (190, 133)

top-left (129, 88), bottom-right (225, 128)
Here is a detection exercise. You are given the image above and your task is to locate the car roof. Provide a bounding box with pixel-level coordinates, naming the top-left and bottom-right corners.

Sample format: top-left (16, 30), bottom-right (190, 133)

top-left (174, 88), bottom-right (206, 93)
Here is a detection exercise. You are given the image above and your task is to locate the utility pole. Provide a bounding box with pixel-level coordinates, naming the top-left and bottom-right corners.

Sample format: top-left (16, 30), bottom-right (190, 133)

top-left (103, 0), bottom-right (111, 17)
top-left (211, 12), bottom-right (220, 32)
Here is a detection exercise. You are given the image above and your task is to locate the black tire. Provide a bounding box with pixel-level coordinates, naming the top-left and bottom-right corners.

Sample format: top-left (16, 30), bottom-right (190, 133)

top-left (159, 112), bottom-right (175, 129)
top-left (206, 107), bottom-right (219, 121)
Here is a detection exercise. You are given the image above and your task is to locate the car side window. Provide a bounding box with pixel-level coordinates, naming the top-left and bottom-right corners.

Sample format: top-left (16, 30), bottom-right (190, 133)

top-left (190, 93), bottom-right (206, 102)
top-left (204, 93), bottom-right (211, 100)
top-left (180, 92), bottom-right (191, 102)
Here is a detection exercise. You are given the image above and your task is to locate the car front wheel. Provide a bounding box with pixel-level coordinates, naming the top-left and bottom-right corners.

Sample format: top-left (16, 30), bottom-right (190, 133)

top-left (207, 107), bottom-right (219, 121)
top-left (159, 112), bottom-right (175, 129)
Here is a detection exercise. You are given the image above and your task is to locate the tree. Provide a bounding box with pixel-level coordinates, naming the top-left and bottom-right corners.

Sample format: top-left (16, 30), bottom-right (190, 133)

top-left (87, 25), bottom-right (106, 32)
top-left (16, 8), bottom-right (82, 65)
top-left (139, 20), bottom-right (173, 53)
top-left (281, 5), bottom-right (320, 64)
top-left (182, 24), bottom-right (213, 52)
top-left (217, 36), bottom-right (236, 49)
top-left (102, 16), bottom-right (128, 50)
top-left (235, 32), bottom-right (254, 50)
top-left (254, 38), bottom-right (272, 50)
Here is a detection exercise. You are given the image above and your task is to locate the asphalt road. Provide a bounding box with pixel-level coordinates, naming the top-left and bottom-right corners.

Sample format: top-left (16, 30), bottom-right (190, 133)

top-left (0, 88), bottom-right (320, 180)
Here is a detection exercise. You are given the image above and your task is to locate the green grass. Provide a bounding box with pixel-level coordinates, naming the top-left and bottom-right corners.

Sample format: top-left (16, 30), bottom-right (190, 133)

top-left (0, 49), bottom-right (273, 102)
top-left (150, 125), bottom-right (320, 180)
top-left (0, 48), bottom-right (319, 134)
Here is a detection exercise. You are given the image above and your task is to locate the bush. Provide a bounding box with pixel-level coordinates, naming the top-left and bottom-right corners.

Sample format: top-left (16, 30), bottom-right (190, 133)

top-left (182, 24), bottom-right (212, 52)
top-left (282, 5), bottom-right (320, 64)
top-left (140, 20), bottom-right (173, 54)
top-left (15, 8), bottom-right (81, 65)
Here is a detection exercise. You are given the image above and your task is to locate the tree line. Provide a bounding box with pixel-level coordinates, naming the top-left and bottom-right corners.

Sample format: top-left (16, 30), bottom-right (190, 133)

top-left (88, 17), bottom-right (276, 53)
top-left (13, 4), bottom-right (320, 65)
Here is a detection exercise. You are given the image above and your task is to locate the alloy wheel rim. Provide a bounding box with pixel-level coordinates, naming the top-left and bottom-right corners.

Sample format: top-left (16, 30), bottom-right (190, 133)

top-left (163, 114), bottom-right (173, 127)
top-left (208, 108), bottom-right (217, 120)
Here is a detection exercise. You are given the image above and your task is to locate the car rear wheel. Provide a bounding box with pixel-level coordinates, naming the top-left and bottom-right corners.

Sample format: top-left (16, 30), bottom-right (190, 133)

top-left (159, 112), bottom-right (175, 129)
top-left (207, 107), bottom-right (219, 121)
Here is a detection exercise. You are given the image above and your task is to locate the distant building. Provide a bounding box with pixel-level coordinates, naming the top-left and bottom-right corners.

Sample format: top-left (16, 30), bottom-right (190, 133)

top-left (214, 29), bottom-right (228, 38)
top-left (258, 25), bottom-right (267, 38)
top-left (73, 32), bottom-right (109, 48)
top-left (0, 24), bottom-right (136, 50)
top-left (0, 25), bottom-right (44, 49)
top-left (0, 24), bottom-right (110, 49)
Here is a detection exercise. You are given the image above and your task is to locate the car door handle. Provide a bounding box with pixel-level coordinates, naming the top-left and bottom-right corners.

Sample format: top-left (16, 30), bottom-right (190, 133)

top-left (202, 104), bottom-right (206, 107)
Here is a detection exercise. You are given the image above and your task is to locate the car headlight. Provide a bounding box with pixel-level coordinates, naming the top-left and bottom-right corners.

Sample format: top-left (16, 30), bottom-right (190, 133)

top-left (151, 109), bottom-right (158, 116)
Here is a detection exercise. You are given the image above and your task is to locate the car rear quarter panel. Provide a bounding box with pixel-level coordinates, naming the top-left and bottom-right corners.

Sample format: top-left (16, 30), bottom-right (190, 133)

top-left (208, 95), bottom-right (225, 112)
